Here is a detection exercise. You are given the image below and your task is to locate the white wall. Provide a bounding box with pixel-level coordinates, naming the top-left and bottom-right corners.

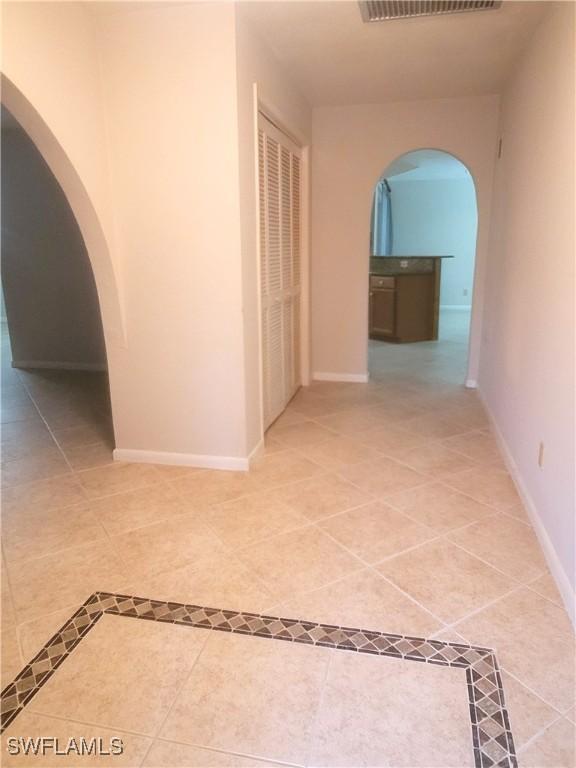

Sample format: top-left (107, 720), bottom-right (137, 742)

top-left (479, 3), bottom-right (575, 607)
top-left (311, 95), bottom-right (500, 380)
top-left (1, 112), bottom-right (106, 369)
top-left (235, 10), bottom-right (312, 453)
top-left (387, 177), bottom-right (477, 307)
top-left (2, 1), bottom-right (311, 466)
top-left (95, 3), bottom-right (248, 460)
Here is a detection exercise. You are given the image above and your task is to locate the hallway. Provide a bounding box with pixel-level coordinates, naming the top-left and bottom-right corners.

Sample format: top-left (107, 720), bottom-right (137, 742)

top-left (1, 318), bottom-right (573, 766)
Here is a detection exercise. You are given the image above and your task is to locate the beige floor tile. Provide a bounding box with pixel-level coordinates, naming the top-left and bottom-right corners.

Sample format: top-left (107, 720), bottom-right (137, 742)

top-left (151, 464), bottom-right (205, 480)
top-left (378, 539), bottom-right (515, 624)
top-left (308, 650), bottom-right (474, 767)
top-left (248, 450), bottom-right (322, 488)
top-left (448, 515), bottom-right (547, 583)
top-left (500, 671), bottom-right (560, 750)
top-left (8, 540), bottom-right (128, 622)
top-left (430, 627), bottom-right (469, 644)
top-left (52, 422), bottom-right (114, 451)
top-left (443, 466), bottom-right (521, 510)
top-left (455, 588), bottom-right (575, 711)
top-left (441, 430), bottom-right (501, 464)
top-left (319, 501), bottom-right (436, 564)
top-left (392, 442), bottom-right (478, 477)
top-left (31, 614), bottom-right (206, 736)
top-left (1, 475), bottom-right (86, 516)
top-left (296, 434), bottom-right (383, 470)
top-left (143, 740), bottom-right (277, 767)
top-left (2, 503), bottom-right (106, 565)
top-left (566, 708), bottom-right (575, 724)
top-left (505, 503), bottom-right (531, 523)
top-left (237, 526), bottom-right (362, 599)
top-left (403, 412), bottom-right (471, 440)
top-left (1, 627), bottom-right (22, 687)
top-left (271, 568), bottom-right (441, 636)
top-left (518, 718), bottom-right (575, 767)
top-left (171, 468), bottom-right (262, 505)
top-left (76, 462), bottom-right (162, 499)
top-left (314, 406), bottom-right (390, 435)
top-left (260, 435), bottom-right (286, 455)
top-left (87, 484), bottom-right (189, 537)
top-left (205, 490), bottom-right (309, 549)
top-left (267, 408), bottom-right (309, 429)
top-left (383, 482), bottom-right (493, 533)
top-left (112, 514), bottom-right (228, 580)
top-left (272, 472), bottom-right (373, 521)
top-left (63, 441), bottom-right (115, 470)
top-left (161, 631), bottom-right (330, 764)
top-left (1, 711), bottom-right (151, 766)
top-left (338, 456), bottom-right (428, 497)
top-left (267, 420), bottom-right (336, 447)
top-left (527, 572), bottom-right (564, 607)
top-left (1, 556), bottom-right (17, 629)
top-left (1, 428), bottom-right (55, 463)
top-left (18, 605), bottom-right (81, 663)
top-left (126, 553), bottom-right (273, 614)
top-left (356, 424), bottom-right (430, 454)
top-left (1, 447), bottom-right (71, 488)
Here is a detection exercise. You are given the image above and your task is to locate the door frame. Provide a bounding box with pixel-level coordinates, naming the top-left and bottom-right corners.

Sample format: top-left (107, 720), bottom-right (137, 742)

top-left (253, 85), bottom-right (311, 442)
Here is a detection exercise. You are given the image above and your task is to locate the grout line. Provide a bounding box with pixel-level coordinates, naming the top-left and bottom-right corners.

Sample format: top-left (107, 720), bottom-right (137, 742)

top-left (515, 712), bottom-right (567, 755)
top-left (136, 627), bottom-right (213, 766)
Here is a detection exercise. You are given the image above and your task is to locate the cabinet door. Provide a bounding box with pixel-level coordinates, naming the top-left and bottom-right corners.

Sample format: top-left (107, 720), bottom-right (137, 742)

top-left (370, 288), bottom-right (396, 338)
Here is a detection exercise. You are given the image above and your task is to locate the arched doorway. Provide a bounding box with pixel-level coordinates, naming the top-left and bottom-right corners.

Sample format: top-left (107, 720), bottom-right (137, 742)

top-left (368, 149), bottom-right (478, 388)
top-left (1, 103), bottom-right (116, 472)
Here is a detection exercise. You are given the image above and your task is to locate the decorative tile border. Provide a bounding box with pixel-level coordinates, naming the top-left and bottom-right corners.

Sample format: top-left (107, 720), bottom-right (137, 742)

top-left (1, 592), bottom-right (517, 767)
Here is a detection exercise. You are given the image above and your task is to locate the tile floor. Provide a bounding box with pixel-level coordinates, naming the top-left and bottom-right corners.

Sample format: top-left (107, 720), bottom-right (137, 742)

top-left (1, 312), bottom-right (574, 766)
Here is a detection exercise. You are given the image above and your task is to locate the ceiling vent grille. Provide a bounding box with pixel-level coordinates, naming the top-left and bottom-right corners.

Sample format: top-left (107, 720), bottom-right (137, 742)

top-left (359, 0), bottom-right (502, 22)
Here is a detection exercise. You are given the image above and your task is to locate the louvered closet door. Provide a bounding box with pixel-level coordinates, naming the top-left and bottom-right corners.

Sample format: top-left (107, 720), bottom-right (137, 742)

top-left (258, 115), bottom-right (302, 429)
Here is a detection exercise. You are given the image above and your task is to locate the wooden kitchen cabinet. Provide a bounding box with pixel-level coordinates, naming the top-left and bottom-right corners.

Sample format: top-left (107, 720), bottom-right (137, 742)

top-left (369, 264), bottom-right (441, 343)
top-left (369, 276), bottom-right (396, 339)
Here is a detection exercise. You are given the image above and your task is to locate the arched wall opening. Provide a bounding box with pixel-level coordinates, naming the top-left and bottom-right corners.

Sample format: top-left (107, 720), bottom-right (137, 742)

top-left (0, 79), bottom-right (124, 450)
top-left (368, 148), bottom-right (479, 385)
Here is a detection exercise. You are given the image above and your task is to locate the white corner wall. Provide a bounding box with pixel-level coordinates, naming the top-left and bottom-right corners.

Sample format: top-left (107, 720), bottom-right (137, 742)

top-left (388, 178), bottom-right (478, 308)
top-left (479, 3), bottom-right (575, 613)
top-left (310, 95), bottom-right (499, 382)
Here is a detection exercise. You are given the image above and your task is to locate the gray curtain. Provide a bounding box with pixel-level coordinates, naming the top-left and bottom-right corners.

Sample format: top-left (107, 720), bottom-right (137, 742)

top-left (371, 179), bottom-right (393, 256)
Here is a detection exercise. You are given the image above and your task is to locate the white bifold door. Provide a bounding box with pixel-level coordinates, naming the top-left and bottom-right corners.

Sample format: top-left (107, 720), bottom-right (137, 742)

top-left (258, 114), bottom-right (302, 430)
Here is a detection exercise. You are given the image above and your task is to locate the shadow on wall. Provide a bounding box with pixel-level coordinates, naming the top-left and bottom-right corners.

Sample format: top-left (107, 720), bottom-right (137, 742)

top-left (1, 106), bottom-right (107, 371)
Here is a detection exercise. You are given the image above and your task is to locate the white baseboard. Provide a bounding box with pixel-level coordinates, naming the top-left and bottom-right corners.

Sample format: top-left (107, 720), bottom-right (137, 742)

top-left (478, 388), bottom-right (575, 626)
top-left (313, 372), bottom-right (369, 384)
top-left (440, 305), bottom-right (472, 311)
top-left (12, 360), bottom-right (107, 372)
top-left (465, 379), bottom-right (478, 389)
top-left (113, 448), bottom-right (249, 472)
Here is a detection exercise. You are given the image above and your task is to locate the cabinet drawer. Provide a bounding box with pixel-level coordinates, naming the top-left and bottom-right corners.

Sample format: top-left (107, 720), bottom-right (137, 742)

top-left (370, 275), bottom-right (395, 289)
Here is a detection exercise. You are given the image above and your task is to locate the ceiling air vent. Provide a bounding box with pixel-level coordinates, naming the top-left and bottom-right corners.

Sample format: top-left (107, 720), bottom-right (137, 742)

top-left (359, 0), bottom-right (502, 22)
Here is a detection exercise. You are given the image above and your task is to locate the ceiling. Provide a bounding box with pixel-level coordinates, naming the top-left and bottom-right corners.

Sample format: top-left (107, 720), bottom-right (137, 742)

top-left (240, 0), bottom-right (549, 106)
top-left (385, 149), bottom-right (472, 181)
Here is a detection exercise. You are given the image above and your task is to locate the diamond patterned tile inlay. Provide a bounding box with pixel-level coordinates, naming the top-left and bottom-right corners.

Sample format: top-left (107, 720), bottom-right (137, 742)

top-left (0, 591), bottom-right (517, 767)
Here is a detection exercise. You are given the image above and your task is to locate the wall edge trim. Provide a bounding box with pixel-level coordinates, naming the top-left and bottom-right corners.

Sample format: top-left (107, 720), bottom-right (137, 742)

top-left (478, 388), bottom-right (575, 627)
top-left (313, 372), bottom-right (369, 384)
top-left (113, 448), bottom-right (249, 472)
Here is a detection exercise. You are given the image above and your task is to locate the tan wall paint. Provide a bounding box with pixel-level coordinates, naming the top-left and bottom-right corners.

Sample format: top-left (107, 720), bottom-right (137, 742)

top-left (480, 4), bottom-right (575, 599)
top-left (1, 114), bottom-right (106, 368)
top-left (235, 10), bottom-right (312, 454)
top-left (310, 95), bottom-right (500, 381)
top-left (95, 3), bottom-right (247, 458)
